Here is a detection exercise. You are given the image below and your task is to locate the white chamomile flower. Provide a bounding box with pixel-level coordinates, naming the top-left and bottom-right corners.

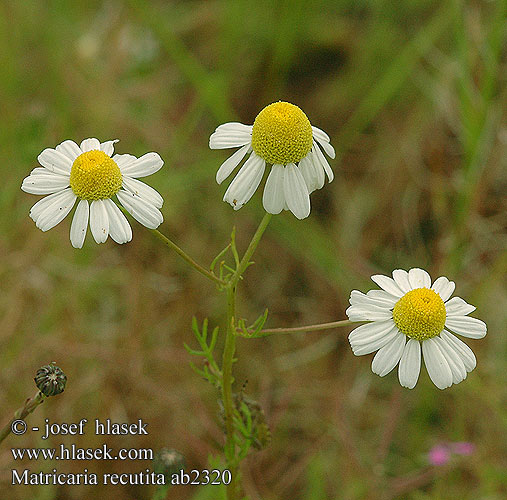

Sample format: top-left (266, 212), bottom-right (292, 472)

top-left (346, 268), bottom-right (487, 390)
top-left (21, 138), bottom-right (164, 248)
top-left (209, 101), bottom-right (335, 219)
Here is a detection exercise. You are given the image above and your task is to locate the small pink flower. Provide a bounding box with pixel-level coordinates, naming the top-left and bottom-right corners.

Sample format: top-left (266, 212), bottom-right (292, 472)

top-left (428, 445), bottom-right (451, 466)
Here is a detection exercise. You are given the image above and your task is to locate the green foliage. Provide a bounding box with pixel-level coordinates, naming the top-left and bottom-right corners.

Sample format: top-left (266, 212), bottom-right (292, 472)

top-left (236, 309), bottom-right (270, 338)
top-left (233, 390), bottom-right (271, 456)
top-left (218, 382), bottom-right (271, 464)
top-left (185, 318), bottom-right (222, 389)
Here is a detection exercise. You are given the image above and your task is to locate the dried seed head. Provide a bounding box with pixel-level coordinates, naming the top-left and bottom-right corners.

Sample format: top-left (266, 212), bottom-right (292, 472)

top-left (153, 448), bottom-right (186, 480)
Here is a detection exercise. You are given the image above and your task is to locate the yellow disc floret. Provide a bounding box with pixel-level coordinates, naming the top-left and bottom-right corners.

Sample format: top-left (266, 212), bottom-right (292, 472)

top-left (251, 102), bottom-right (313, 164)
top-left (392, 288), bottom-right (446, 341)
top-left (70, 150), bottom-right (122, 200)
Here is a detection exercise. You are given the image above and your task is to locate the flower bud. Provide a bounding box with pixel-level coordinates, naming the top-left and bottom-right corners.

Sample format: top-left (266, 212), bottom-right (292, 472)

top-left (34, 363), bottom-right (67, 396)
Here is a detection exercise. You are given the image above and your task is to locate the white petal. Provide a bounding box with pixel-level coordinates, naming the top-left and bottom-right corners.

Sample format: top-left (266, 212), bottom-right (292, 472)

top-left (348, 320), bottom-right (395, 343)
top-left (216, 144), bottom-right (251, 184)
top-left (223, 153), bottom-right (265, 210)
top-left (444, 296), bottom-right (476, 316)
top-left (349, 320), bottom-right (396, 346)
top-left (100, 139), bottom-right (119, 157)
top-left (398, 339), bottom-right (421, 389)
top-left (350, 290), bottom-right (395, 309)
top-left (80, 138), bottom-right (101, 152)
top-left (55, 140), bottom-right (82, 161)
top-left (432, 276), bottom-right (455, 301)
top-left (103, 199), bottom-right (132, 244)
top-left (117, 190), bottom-right (164, 229)
top-left (312, 126), bottom-right (336, 159)
top-left (312, 142), bottom-right (334, 182)
top-left (371, 274), bottom-right (404, 297)
top-left (214, 122), bottom-right (253, 134)
top-left (311, 126), bottom-right (330, 143)
top-left (351, 325), bottom-right (400, 356)
top-left (28, 167), bottom-right (49, 176)
top-left (284, 163), bottom-right (310, 219)
top-left (70, 199), bottom-right (89, 249)
top-left (262, 164), bottom-right (285, 214)
top-left (392, 269), bottom-right (411, 294)
top-left (29, 190), bottom-right (69, 221)
top-left (422, 338), bottom-right (453, 389)
top-left (89, 199), bottom-right (110, 244)
top-left (433, 336), bottom-right (467, 384)
top-left (209, 123), bottom-right (252, 149)
top-left (366, 289), bottom-right (399, 304)
top-left (210, 135), bottom-right (252, 149)
top-left (408, 268), bottom-right (432, 289)
top-left (440, 331), bottom-right (476, 371)
top-left (299, 152), bottom-right (326, 194)
top-left (445, 316), bottom-right (487, 339)
top-left (316, 138), bottom-right (335, 159)
top-left (21, 172), bottom-right (69, 195)
top-left (120, 152), bottom-right (164, 178)
top-left (38, 148), bottom-right (73, 175)
top-left (346, 305), bottom-right (393, 321)
top-left (298, 155), bottom-right (317, 193)
top-left (349, 290), bottom-right (369, 306)
top-left (31, 189), bottom-right (76, 231)
top-left (113, 154), bottom-right (137, 169)
top-left (311, 153), bottom-right (325, 190)
top-left (122, 176), bottom-right (164, 208)
top-left (365, 290), bottom-right (397, 307)
top-left (371, 332), bottom-right (406, 377)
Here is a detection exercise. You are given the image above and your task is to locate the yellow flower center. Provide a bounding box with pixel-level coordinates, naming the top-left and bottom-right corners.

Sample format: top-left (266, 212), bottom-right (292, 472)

top-left (251, 102), bottom-right (313, 164)
top-left (69, 150), bottom-right (122, 200)
top-left (392, 288), bottom-right (446, 341)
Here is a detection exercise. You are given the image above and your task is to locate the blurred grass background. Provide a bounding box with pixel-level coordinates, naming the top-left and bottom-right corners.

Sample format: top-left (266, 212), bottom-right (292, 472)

top-left (0, 0), bottom-right (506, 499)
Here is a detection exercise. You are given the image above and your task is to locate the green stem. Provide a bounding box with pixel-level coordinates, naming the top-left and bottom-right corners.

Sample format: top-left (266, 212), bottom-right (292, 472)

top-left (0, 391), bottom-right (46, 444)
top-left (150, 228), bottom-right (226, 286)
top-left (221, 212), bottom-right (272, 499)
top-left (231, 213), bottom-right (272, 286)
top-left (222, 284), bottom-right (238, 498)
top-left (243, 319), bottom-right (354, 337)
